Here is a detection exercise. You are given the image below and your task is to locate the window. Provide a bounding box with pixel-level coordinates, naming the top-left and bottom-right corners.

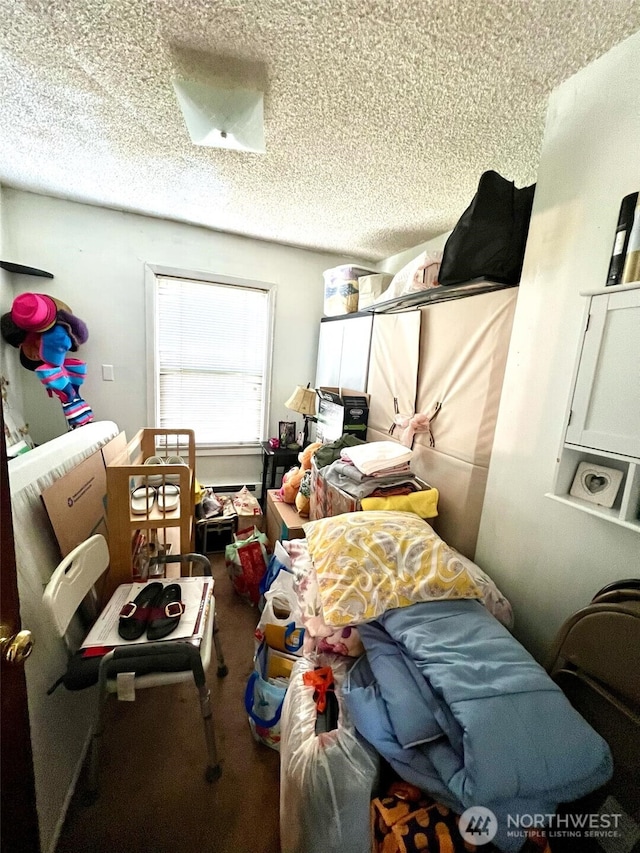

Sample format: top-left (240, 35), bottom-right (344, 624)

top-left (148, 269), bottom-right (274, 447)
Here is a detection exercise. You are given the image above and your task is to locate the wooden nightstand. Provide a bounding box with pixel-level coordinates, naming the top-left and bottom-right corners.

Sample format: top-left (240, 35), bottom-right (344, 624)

top-left (259, 441), bottom-right (300, 508)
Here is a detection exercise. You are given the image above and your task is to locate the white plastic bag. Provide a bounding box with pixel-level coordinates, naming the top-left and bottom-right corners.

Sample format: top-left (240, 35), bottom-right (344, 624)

top-left (375, 249), bottom-right (443, 304)
top-left (255, 572), bottom-right (305, 654)
top-left (280, 657), bottom-right (380, 853)
top-left (233, 485), bottom-right (262, 516)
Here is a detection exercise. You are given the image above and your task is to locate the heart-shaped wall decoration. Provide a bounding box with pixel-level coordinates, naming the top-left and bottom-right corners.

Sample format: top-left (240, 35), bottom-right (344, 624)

top-left (570, 461), bottom-right (624, 508)
top-left (583, 472), bottom-right (609, 494)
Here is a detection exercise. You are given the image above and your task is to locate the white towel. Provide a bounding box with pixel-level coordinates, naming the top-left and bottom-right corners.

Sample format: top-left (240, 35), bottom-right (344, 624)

top-left (340, 441), bottom-right (413, 476)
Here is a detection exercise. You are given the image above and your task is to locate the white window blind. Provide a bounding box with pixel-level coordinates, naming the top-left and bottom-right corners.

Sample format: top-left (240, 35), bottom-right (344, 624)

top-left (156, 276), bottom-right (271, 445)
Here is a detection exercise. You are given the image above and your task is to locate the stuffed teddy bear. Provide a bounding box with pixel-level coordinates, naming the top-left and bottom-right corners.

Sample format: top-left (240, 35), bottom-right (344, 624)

top-left (295, 441), bottom-right (322, 516)
top-left (278, 441), bottom-right (322, 509)
top-left (279, 465), bottom-right (302, 505)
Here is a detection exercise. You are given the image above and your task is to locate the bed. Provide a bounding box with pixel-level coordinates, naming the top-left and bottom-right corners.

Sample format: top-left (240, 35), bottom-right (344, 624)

top-left (277, 511), bottom-right (628, 853)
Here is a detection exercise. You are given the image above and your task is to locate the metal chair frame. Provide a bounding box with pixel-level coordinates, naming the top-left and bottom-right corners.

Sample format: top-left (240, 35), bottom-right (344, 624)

top-left (43, 535), bottom-right (227, 794)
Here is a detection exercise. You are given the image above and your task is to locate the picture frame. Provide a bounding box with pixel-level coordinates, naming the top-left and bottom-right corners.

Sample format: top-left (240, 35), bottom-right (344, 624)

top-left (569, 461), bottom-right (624, 508)
top-left (278, 420), bottom-right (297, 448)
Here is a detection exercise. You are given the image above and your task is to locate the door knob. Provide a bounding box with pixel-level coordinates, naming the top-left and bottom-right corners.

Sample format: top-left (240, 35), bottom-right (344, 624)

top-left (0, 628), bottom-right (34, 664)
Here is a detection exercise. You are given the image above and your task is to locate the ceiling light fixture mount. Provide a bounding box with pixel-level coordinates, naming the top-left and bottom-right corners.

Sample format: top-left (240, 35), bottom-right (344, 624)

top-left (172, 78), bottom-right (265, 154)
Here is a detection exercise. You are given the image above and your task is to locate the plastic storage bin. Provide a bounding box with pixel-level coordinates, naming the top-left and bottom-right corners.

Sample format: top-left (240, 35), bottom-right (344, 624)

top-left (322, 265), bottom-right (376, 316)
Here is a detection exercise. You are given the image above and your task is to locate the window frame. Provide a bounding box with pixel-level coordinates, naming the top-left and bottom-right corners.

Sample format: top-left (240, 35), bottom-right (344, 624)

top-left (144, 263), bottom-right (276, 454)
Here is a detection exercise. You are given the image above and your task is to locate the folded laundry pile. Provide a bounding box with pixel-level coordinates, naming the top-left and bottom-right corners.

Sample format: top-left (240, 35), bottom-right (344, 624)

top-left (322, 440), bottom-right (430, 506)
top-left (340, 440), bottom-right (413, 475)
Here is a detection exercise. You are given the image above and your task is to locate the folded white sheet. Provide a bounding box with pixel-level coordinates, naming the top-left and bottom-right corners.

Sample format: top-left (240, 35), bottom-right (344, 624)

top-left (340, 440), bottom-right (413, 475)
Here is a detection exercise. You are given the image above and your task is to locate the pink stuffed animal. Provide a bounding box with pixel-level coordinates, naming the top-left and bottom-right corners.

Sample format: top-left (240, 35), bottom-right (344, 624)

top-left (395, 404), bottom-right (442, 448)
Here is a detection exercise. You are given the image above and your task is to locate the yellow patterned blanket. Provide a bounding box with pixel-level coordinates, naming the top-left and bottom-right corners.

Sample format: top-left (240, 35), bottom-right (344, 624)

top-left (302, 511), bottom-right (482, 627)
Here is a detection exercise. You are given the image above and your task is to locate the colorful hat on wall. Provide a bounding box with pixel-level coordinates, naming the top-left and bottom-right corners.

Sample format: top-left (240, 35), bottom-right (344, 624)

top-left (0, 312), bottom-right (26, 347)
top-left (11, 292), bottom-right (58, 332)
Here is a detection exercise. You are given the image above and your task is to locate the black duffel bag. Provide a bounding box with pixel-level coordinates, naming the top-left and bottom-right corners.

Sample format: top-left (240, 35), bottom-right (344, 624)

top-left (439, 170), bottom-right (536, 287)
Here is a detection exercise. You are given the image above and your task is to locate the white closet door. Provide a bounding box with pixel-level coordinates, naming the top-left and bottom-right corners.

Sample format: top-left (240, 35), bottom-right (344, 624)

top-left (315, 315), bottom-right (373, 391)
top-left (338, 315), bottom-right (373, 390)
top-left (366, 312), bottom-right (421, 438)
top-left (315, 319), bottom-right (344, 387)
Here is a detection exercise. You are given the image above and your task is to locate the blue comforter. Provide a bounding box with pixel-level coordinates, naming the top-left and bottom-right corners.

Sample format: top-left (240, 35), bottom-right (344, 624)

top-left (343, 600), bottom-right (612, 853)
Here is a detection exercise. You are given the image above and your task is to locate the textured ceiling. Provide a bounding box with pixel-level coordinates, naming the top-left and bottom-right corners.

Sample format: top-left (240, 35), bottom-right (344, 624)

top-left (1, 1), bottom-right (639, 261)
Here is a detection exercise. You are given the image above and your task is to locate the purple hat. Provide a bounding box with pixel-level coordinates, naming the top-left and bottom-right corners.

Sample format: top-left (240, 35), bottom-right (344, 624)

top-left (11, 292), bottom-right (58, 332)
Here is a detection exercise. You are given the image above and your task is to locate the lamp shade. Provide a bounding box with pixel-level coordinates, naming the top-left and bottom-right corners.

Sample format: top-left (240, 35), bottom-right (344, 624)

top-left (284, 386), bottom-right (316, 416)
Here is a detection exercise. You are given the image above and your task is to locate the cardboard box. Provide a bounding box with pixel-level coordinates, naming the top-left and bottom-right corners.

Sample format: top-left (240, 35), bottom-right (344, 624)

top-left (101, 431), bottom-right (128, 466)
top-left (357, 273), bottom-right (393, 310)
top-left (41, 448), bottom-right (109, 556)
top-left (265, 647), bottom-right (298, 679)
top-left (309, 456), bottom-right (359, 520)
top-left (266, 490), bottom-right (305, 544)
top-left (316, 387), bottom-right (370, 443)
top-left (310, 456), bottom-right (434, 522)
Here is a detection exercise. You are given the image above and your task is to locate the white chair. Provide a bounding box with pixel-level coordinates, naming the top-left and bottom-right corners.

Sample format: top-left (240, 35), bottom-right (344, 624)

top-left (43, 534), bottom-right (227, 794)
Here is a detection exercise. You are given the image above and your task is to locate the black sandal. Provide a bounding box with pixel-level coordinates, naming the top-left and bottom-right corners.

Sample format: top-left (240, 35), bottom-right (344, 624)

top-left (146, 584), bottom-right (185, 640)
top-left (118, 582), bottom-right (164, 641)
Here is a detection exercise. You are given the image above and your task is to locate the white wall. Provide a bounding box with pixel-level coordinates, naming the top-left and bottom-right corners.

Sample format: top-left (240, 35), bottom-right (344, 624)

top-left (476, 31), bottom-right (640, 662)
top-left (2, 191), bottom-right (369, 485)
top-left (0, 185), bottom-right (28, 440)
top-left (0, 184), bottom-right (11, 352)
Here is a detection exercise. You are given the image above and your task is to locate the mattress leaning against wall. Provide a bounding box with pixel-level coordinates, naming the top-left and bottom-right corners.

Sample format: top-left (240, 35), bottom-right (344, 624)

top-left (8, 420), bottom-right (119, 853)
top-left (366, 287), bottom-right (517, 559)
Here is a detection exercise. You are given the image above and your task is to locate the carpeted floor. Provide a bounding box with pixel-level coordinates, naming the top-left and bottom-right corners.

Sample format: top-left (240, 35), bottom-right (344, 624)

top-left (56, 553), bottom-right (281, 853)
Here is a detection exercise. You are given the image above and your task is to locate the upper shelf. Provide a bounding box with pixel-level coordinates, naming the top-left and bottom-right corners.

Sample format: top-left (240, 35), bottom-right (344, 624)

top-left (579, 280), bottom-right (640, 297)
top-left (361, 278), bottom-right (518, 314)
top-left (0, 261), bottom-right (54, 279)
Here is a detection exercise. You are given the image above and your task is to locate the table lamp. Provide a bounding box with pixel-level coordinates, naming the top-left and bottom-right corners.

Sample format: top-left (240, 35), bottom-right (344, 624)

top-left (284, 384), bottom-right (316, 447)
